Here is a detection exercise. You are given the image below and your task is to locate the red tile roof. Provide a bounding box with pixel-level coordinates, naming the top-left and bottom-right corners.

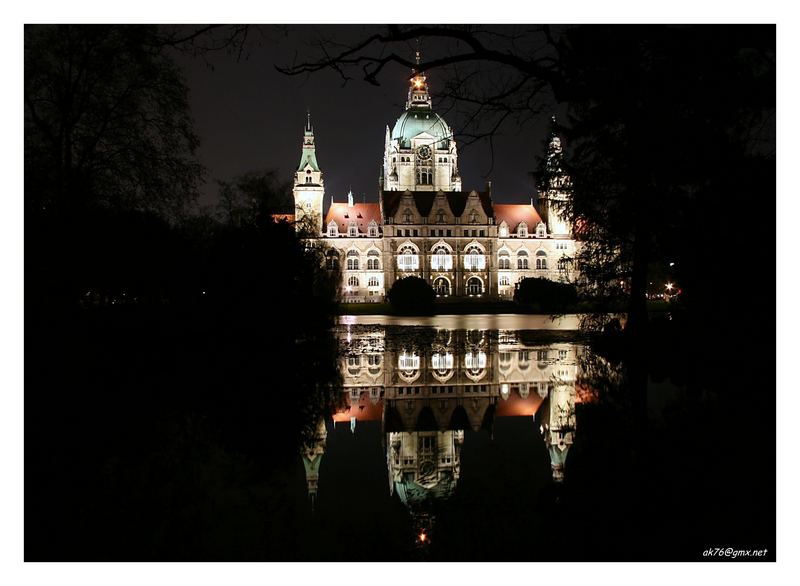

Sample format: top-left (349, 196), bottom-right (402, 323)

top-left (493, 203), bottom-right (543, 232)
top-left (324, 202), bottom-right (382, 234)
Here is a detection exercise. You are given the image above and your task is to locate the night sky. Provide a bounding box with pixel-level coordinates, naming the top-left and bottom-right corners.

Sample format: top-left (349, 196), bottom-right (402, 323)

top-left (171, 25), bottom-right (551, 210)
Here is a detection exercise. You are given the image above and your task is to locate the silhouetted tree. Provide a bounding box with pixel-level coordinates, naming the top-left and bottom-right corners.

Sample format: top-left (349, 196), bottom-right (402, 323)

top-left (25, 25), bottom-right (204, 220)
top-left (387, 276), bottom-right (435, 314)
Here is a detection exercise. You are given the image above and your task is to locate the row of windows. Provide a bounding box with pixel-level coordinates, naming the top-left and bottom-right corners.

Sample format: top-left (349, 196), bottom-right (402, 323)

top-left (393, 156), bottom-right (449, 163)
top-left (498, 223), bottom-right (548, 238)
top-left (328, 223), bottom-right (380, 237)
top-left (333, 248), bottom-right (569, 273)
top-left (396, 228), bottom-right (487, 237)
top-left (347, 276), bottom-right (381, 288)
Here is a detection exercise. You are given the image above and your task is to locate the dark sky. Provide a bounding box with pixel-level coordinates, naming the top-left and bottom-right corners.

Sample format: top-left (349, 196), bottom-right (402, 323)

top-left (171, 26), bottom-right (552, 210)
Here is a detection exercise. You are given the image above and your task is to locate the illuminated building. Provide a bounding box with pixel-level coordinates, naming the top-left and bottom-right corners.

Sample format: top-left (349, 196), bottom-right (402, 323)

top-left (292, 55), bottom-right (579, 301)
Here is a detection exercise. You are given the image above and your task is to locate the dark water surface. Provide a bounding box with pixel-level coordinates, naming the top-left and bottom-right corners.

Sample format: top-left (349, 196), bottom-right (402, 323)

top-left (26, 311), bottom-right (774, 561)
top-left (296, 316), bottom-right (775, 561)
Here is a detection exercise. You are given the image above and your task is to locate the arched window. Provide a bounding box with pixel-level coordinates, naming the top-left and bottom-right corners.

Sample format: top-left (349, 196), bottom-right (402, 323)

top-left (498, 252), bottom-right (510, 270)
top-left (431, 245), bottom-right (452, 271)
top-left (558, 257), bottom-right (569, 271)
top-left (403, 209), bottom-right (413, 223)
top-left (536, 223), bottom-right (547, 238)
top-left (367, 249), bottom-right (380, 270)
top-left (326, 249), bottom-right (339, 270)
top-left (433, 277), bottom-right (450, 297)
top-left (347, 276), bottom-right (359, 288)
top-left (466, 277), bottom-right (483, 296)
top-left (436, 209), bottom-right (446, 224)
top-left (327, 221), bottom-right (338, 237)
top-left (464, 245), bottom-right (485, 270)
top-left (517, 222), bottom-right (528, 237)
top-left (517, 250), bottom-right (529, 269)
top-left (498, 222), bottom-right (508, 238)
top-left (305, 176), bottom-right (312, 184)
top-left (397, 245), bottom-right (419, 271)
top-left (346, 250), bottom-right (360, 271)
top-left (417, 169), bottom-right (432, 185)
top-left (499, 275), bottom-right (510, 286)
top-left (469, 210), bottom-right (479, 224)
top-left (348, 222), bottom-right (358, 237)
top-left (368, 220), bottom-right (379, 237)
top-left (368, 276), bottom-right (379, 287)
top-left (536, 250), bottom-right (548, 270)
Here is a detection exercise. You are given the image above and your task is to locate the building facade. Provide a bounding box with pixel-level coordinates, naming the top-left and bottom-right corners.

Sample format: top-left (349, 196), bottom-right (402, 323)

top-left (293, 62), bottom-right (578, 301)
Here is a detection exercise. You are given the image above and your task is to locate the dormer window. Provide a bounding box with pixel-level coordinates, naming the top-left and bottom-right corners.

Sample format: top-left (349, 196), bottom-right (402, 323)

top-left (348, 222), bottom-right (358, 237)
top-left (536, 223), bottom-right (547, 238)
top-left (327, 221), bottom-right (338, 237)
top-left (436, 209), bottom-right (446, 224)
top-left (498, 222), bottom-right (508, 237)
top-left (517, 222), bottom-right (528, 237)
top-left (368, 220), bottom-right (378, 237)
top-left (403, 209), bottom-right (413, 224)
top-left (469, 210), bottom-right (479, 224)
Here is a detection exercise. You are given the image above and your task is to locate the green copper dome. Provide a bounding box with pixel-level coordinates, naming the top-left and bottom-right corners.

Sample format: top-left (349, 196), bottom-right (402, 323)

top-left (391, 110), bottom-right (451, 149)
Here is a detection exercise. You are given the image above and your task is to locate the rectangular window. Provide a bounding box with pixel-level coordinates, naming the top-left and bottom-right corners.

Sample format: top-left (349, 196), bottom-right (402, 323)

top-left (479, 230), bottom-right (485, 237)
top-left (398, 353), bottom-right (420, 370)
top-left (446, 230), bottom-right (452, 237)
top-left (413, 229), bottom-right (418, 237)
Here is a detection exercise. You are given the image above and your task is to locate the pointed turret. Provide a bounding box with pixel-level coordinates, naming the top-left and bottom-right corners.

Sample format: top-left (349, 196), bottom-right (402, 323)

top-left (293, 111), bottom-right (325, 233)
top-left (302, 418), bottom-right (328, 512)
top-left (536, 116), bottom-right (572, 237)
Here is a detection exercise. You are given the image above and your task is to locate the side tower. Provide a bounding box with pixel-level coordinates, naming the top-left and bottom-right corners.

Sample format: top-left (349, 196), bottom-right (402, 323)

top-left (293, 112), bottom-right (325, 234)
top-left (537, 117), bottom-right (572, 237)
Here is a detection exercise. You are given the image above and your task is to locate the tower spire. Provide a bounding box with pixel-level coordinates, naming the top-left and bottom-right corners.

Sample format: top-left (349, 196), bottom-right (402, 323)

top-left (306, 109), bottom-right (312, 132)
top-left (406, 47), bottom-right (431, 110)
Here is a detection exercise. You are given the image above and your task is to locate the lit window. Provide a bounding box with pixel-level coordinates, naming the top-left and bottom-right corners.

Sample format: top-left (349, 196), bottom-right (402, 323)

top-left (327, 222), bottom-right (338, 237)
top-left (347, 276), bottom-right (359, 288)
top-left (368, 276), bottom-right (379, 287)
top-left (466, 277), bottom-right (483, 295)
top-left (368, 221), bottom-right (379, 237)
top-left (517, 250), bottom-right (529, 270)
top-left (499, 275), bottom-right (510, 286)
top-left (346, 250), bottom-right (360, 270)
top-left (465, 351), bottom-right (487, 369)
top-left (498, 222), bottom-right (508, 237)
top-left (367, 249), bottom-right (380, 270)
top-left (464, 245), bottom-right (485, 270)
top-left (498, 253), bottom-right (510, 270)
top-left (536, 250), bottom-right (548, 270)
top-left (398, 352), bottom-right (420, 370)
top-left (348, 222), bottom-right (358, 237)
top-left (397, 246), bottom-right (419, 271)
top-left (536, 223), bottom-right (547, 238)
top-left (432, 352), bottom-right (454, 370)
top-left (433, 277), bottom-right (450, 296)
top-left (517, 222), bottom-right (528, 237)
top-left (431, 246), bottom-right (452, 271)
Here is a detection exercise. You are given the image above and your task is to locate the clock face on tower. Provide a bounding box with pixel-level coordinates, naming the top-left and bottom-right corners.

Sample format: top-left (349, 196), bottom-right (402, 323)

top-left (417, 145), bottom-right (432, 161)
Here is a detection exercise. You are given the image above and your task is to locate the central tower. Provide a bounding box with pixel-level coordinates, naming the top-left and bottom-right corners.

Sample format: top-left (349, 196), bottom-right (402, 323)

top-left (381, 52), bottom-right (462, 192)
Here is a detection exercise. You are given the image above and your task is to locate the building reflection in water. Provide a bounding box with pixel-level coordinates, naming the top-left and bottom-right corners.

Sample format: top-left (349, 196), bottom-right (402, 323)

top-left (303, 326), bottom-right (586, 544)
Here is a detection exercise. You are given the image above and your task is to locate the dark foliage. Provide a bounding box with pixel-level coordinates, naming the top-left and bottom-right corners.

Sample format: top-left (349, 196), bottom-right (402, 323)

top-left (386, 276), bottom-right (436, 314)
top-left (514, 277), bottom-right (578, 313)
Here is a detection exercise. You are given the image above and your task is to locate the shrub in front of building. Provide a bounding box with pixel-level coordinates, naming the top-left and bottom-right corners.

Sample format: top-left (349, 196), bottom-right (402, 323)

top-left (387, 276), bottom-right (435, 314)
top-left (514, 277), bottom-right (579, 313)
